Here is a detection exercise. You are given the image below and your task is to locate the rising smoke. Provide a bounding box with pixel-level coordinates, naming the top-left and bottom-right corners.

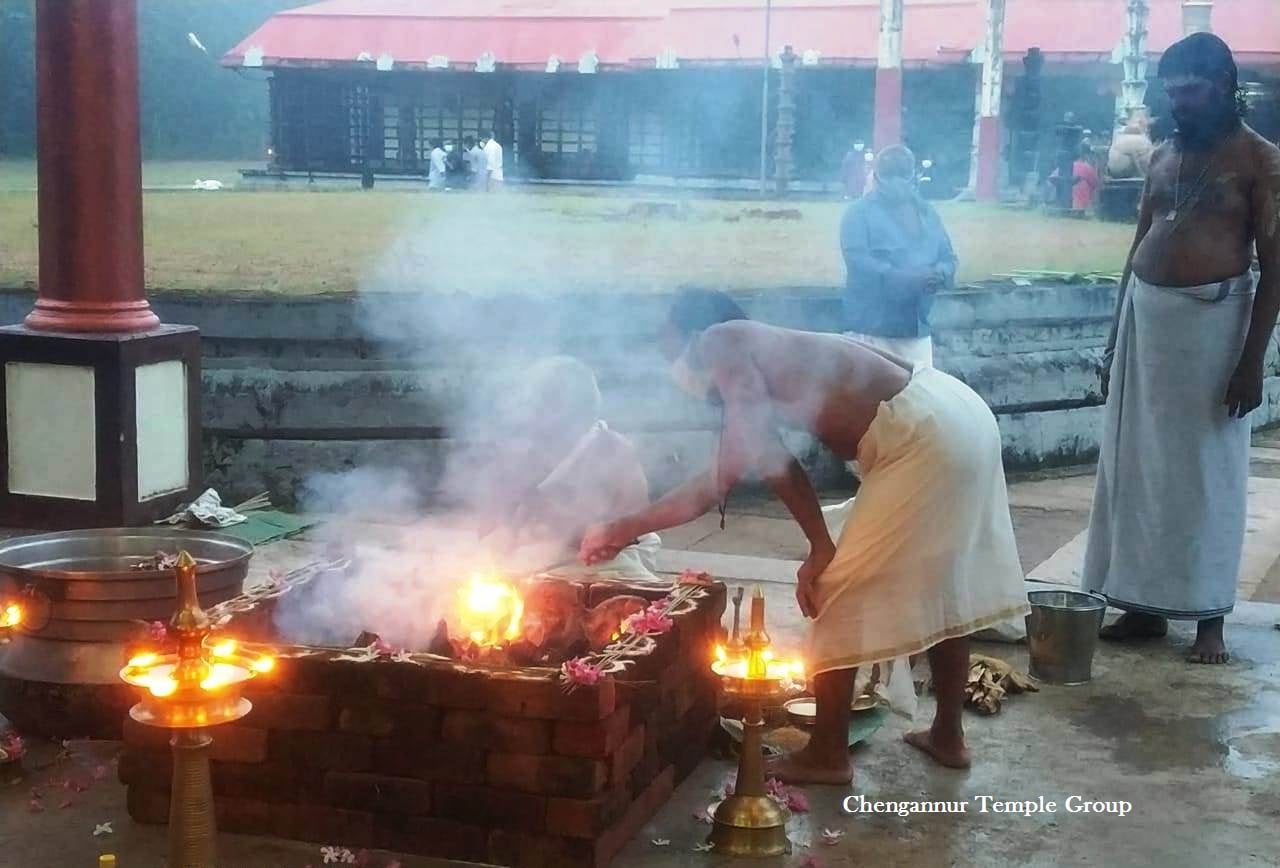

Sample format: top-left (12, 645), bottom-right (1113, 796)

top-left (273, 191), bottom-right (699, 649)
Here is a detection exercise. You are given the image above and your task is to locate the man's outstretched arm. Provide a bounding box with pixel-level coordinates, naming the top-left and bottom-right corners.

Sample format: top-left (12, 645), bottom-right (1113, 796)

top-left (1227, 143), bottom-right (1280, 418)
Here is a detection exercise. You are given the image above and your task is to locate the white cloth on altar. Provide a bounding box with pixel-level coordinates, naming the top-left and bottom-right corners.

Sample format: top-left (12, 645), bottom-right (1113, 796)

top-left (806, 366), bottom-right (1029, 713)
top-left (1081, 272), bottom-right (1255, 619)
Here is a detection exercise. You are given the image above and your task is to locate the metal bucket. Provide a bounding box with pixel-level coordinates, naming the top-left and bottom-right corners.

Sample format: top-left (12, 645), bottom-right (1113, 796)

top-left (0, 527), bottom-right (252, 684)
top-left (1024, 590), bottom-right (1108, 685)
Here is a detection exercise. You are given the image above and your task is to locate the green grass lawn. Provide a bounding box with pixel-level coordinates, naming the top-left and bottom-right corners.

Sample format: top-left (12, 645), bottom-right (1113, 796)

top-left (0, 160), bottom-right (1134, 295)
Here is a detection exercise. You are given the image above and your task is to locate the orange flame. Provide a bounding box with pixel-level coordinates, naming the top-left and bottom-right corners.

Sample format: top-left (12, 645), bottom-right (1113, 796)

top-left (458, 574), bottom-right (524, 647)
top-left (1, 603), bottom-right (21, 628)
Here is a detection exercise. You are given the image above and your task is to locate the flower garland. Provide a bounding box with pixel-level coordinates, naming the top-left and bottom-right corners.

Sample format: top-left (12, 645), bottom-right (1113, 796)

top-left (559, 570), bottom-right (713, 692)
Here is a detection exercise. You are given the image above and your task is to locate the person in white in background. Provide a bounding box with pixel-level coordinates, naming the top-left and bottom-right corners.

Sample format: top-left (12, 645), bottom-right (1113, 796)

top-left (482, 131), bottom-right (504, 191)
top-left (428, 139), bottom-right (447, 191)
top-left (464, 135), bottom-right (486, 189)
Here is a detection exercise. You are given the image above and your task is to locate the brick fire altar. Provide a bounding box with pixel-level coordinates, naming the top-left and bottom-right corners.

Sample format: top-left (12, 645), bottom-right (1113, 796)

top-left (120, 580), bottom-right (727, 868)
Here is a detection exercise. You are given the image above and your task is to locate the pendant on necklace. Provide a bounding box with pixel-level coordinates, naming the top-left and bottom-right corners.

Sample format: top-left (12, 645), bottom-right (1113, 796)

top-left (1166, 210), bottom-right (1178, 222)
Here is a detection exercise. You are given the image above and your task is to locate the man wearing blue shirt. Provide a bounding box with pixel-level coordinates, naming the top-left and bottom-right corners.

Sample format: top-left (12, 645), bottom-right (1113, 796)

top-left (840, 146), bottom-right (958, 367)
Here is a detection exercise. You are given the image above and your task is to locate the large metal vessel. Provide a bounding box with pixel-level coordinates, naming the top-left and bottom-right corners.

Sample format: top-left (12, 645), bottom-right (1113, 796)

top-left (0, 527), bottom-right (252, 685)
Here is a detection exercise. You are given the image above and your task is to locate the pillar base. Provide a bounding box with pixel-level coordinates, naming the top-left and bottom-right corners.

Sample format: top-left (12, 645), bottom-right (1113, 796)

top-left (0, 325), bottom-right (201, 529)
top-left (25, 298), bottom-right (160, 334)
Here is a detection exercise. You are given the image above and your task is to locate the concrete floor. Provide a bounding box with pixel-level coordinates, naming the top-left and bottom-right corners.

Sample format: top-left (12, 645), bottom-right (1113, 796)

top-left (4, 457), bottom-right (1280, 868)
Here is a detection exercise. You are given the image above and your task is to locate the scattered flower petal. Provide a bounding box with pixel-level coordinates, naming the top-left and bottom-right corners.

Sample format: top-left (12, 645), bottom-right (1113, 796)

top-left (92, 765), bottom-right (109, 781)
top-left (651, 838), bottom-right (671, 847)
top-left (59, 798), bottom-right (73, 809)
top-left (799, 856), bottom-right (822, 868)
top-left (93, 822), bottom-right (113, 836)
top-left (693, 842), bottom-right (715, 852)
top-left (28, 799), bottom-right (43, 813)
top-left (820, 828), bottom-right (846, 846)
top-left (693, 809), bottom-right (714, 825)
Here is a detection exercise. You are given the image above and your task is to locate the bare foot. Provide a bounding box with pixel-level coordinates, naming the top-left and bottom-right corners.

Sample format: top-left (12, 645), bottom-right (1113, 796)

top-left (903, 728), bottom-right (971, 770)
top-left (765, 745), bottom-right (852, 786)
top-left (1099, 612), bottom-right (1168, 641)
top-left (1187, 617), bottom-right (1230, 664)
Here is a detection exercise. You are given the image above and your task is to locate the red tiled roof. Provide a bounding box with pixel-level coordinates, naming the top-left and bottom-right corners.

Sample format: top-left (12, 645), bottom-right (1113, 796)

top-left (221, 0), bottom-right (1280, 70)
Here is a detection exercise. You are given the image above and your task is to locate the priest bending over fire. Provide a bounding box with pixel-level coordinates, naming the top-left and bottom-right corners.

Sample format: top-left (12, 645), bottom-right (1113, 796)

top-left (579, 290), bottom-right (1029, 779)
top-left (478, 355), bottom-right (662, 582)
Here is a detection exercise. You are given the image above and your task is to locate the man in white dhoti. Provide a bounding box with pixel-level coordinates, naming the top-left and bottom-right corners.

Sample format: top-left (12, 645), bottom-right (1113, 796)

top-left (1084, 34), bottom-right (1280, 664)
top-left (428, 139), bottom-right (447, 191)
top-left (482, 132), bottom-right (505, 192)
top-left (579, 290), bottom-right (1028, 779)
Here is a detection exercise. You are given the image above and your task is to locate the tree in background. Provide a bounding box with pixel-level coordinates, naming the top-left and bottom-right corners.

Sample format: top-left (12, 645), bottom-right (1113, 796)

top-left (1, 0), bottom-right (307, 160)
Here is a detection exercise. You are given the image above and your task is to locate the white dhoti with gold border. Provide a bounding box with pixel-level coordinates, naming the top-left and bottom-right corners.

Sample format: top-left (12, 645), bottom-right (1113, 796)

top-left (807, 367), bottom-right (1029, 678)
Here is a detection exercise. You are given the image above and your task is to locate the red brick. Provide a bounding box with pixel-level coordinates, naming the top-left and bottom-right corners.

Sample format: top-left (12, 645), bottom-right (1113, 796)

top-left (609, 725), bottom-right (646, 785)
top-left (442, 709), bottom-right (552, 754)
top-left (212, 760), bottom-right (314, 802)
top-left (323, 771), bottom-right (433, 815)
top-left (242, 692), bottom-right (332, 731)
top-left (369, 662), bottom-right (436, 703)
top-left (118, 747), bottom-right (171, 789)
top-left (270, 731), bottom-right (372, 772)
top-left (434, 783), bottom-right (547, 832)
top-left (275, 804), bottom-right (375, 848)
top-left (373, 814), bottom-right (488, 862)
top-left (274, 655), bottom-right (368, 695)
top-left (125, 785), bottom-right (169, 825)
top-left (595, 766), bottom-right (676, 868)
top-left (208, 726), bottom-right (269, 763)
top-left (545, 786), bottom-right (631, 839)
top-left (422, 666), bottom-right (491, 710)
top-left (376, 738), bottom-right (487, 784)
top-left (122, 715), bottom-right (169, 750)
top-left (488, 673), bottom-right (615, 721)
top-left (214, 797), bottom-right (276, 837)
top-left (552, 705), bottom-right (630, 758)
top-left (338, 700), bottom-right (439, 738)
top-left (487, 753), bottom-right (608, 798)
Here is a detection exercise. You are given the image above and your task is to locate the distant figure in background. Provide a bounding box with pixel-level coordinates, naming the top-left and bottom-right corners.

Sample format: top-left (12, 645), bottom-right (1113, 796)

top-left (1084, 32), bottom-right (1280, 665)
top-left (428, 139), bottom-right (447, 190)
top-left (840, 141), bottom-right (868, 199)
top-left (482, 131), bottom-right (505, 191)
top-left (445, 140), bottom-right (467, 187)
top-left (1072, 144), bottom-right (1101, 210)
top-left (839, 145), bottom-right (957, 368)
top-left (1108, 110), bottom-right (1155, 179)
top-left (464, 136), bottom-right (486, 188)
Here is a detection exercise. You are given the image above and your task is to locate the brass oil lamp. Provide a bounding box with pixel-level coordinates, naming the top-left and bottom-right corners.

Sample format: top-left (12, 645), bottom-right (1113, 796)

top-left (119, 552), bottom-right (274, 868)
top-left (708, 586), bottom-right (803, 857)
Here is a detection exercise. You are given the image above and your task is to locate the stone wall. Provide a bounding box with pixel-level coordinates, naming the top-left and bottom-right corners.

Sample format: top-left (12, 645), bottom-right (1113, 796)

top-left (1, 283), bottom-right (1277, 504)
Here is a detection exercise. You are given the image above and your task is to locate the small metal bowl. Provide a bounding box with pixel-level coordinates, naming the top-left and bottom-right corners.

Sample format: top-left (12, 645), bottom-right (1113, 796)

top-left (783, 694), bottom-right (881, 727)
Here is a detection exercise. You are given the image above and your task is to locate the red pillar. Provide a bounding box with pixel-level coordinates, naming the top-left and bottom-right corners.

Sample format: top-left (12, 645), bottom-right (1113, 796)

top-left (872, 68), bottom-right (903, 152)
top-left (26, 0), bottom-right (159, 333)
top-left (975, 114), bottom-right (1002, 201)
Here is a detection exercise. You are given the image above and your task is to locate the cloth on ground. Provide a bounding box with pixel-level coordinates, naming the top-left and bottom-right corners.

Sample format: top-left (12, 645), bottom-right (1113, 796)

top-left (807, 366), bottom-right (1030, 718)
top-left (155, 488), bottom-right (249, 528)
top-left (1082, 272), bottom-right (1254, 619)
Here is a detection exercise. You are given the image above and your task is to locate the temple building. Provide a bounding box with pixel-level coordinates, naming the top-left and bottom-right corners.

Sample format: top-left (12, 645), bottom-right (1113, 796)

top-left (224, 0), bottom-right (1280, 195)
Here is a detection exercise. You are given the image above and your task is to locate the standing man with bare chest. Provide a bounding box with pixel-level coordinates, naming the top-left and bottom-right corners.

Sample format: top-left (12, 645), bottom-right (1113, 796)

top-left (1083, 33), bottom-right (1280, 664)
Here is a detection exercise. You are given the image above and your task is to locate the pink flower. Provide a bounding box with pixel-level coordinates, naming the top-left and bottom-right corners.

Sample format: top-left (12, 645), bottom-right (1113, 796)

top-left (147, 620), bottom-right (168, 642)
top-left (0, 733), bottom-right (25, 761)
top-left (800, 856), bottom-right (822, 868)
top-left (764, 777), bottom-right (809, 813)
top-left (679, 569), bottom-right (713, 586)
top-left (623, 604), bottom-right (673, 636)
top-left (561, 658), bottom-right (604, 687)
top-left (371, 639), bottom-right (395, 659)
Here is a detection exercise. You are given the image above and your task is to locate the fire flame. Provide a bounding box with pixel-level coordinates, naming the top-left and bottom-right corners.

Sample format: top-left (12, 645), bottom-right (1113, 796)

top-left (1, 603), bottom-right (21, 628)
top-left (458, 574), bottom-right (524, 647)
